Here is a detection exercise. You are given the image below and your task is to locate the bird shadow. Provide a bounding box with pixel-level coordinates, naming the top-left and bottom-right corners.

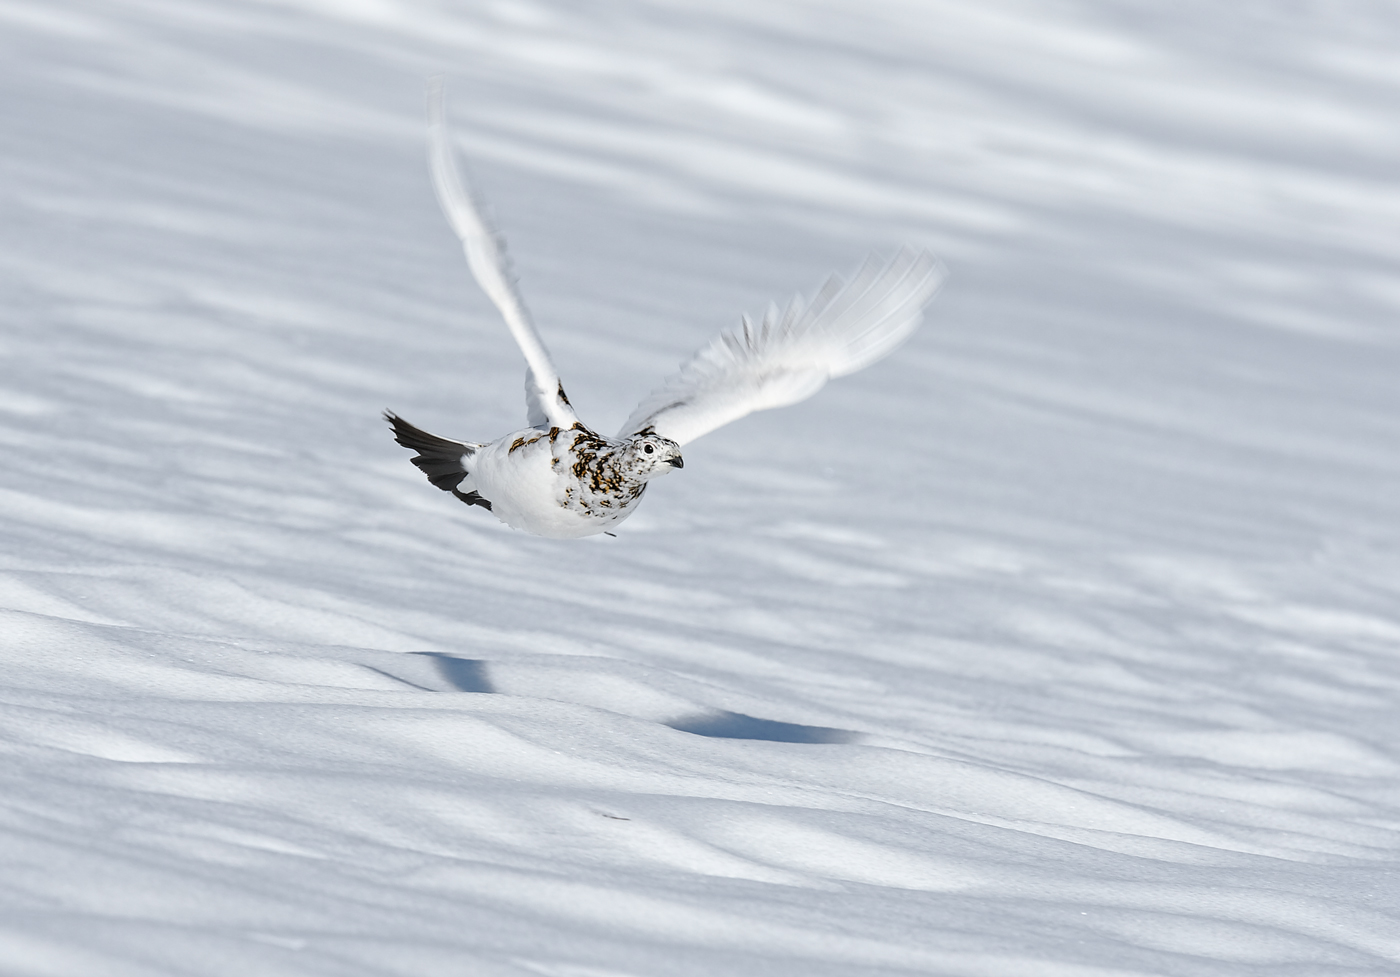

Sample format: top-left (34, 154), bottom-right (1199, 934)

top-left (409, 652), bottom-right (495, 693)
top-left (405, 654), bottom-right (857, 744)
top-left (665, 711), bottom-right (859, 744)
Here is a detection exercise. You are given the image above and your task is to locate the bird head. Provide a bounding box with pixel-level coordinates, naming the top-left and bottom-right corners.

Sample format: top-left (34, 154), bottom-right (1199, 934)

top-left (621, 434), bottom-right (683, 480)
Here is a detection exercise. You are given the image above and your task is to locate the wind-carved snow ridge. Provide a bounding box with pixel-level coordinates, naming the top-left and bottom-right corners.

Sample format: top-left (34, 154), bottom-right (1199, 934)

top-left (2, 0), bottom-right (1400, 975)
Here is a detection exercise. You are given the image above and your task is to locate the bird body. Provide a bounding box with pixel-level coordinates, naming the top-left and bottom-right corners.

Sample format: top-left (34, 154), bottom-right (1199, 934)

top-left (479, 424), bottom-right (679, 537)
top-left (385, 412), bottom-right (684, 538)
top-left (387, 81), bottom-right (944, 539)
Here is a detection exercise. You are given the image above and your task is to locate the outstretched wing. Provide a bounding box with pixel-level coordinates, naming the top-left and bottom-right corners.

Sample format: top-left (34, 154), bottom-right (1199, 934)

top-left (619, 248), bottom-right (945, 446)
top-left (426, 78), bottom-right (577, 431)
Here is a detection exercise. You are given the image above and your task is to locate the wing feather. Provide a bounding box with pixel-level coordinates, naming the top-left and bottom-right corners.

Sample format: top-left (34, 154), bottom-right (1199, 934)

top-left (619, 248), bottom-right (945, 445)
top-left (426, 78), bottom-right (577, 431)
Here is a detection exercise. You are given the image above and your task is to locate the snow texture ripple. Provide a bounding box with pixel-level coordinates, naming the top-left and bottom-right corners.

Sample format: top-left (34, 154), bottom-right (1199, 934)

top-left (1, 1), bottom-right (1399, 975)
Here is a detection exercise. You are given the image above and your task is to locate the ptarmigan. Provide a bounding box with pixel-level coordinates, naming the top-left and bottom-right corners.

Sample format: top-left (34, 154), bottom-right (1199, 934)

top-left (387, 81), bottom-right (945, 539)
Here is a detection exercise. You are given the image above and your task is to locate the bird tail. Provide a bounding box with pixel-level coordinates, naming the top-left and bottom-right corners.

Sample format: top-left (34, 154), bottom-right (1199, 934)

top-left (384, 411), bottom-right (492, 510)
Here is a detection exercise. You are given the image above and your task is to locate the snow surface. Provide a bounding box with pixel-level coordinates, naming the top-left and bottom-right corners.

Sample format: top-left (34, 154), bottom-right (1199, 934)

top-left (3, 0), bottom-right (1400, 974)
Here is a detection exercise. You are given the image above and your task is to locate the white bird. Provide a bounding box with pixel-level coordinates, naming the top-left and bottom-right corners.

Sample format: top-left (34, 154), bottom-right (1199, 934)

top-left (387, 81), bottom-right (946, 539)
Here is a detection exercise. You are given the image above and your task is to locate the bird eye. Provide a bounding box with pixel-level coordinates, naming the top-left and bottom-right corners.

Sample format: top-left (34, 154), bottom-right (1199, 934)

top-left (643, 444), bottom-right (655, 454)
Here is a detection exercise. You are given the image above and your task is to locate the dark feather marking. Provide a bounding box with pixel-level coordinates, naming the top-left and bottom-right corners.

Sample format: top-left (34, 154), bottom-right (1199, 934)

top-left (509, 433), bottom-right (542, 454)
top-left (453, 488), bottom-right (492, 511)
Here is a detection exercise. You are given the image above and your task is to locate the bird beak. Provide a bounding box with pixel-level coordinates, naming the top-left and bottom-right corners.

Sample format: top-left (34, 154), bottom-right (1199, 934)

top-left (668, 456), bottom-right (684, 469)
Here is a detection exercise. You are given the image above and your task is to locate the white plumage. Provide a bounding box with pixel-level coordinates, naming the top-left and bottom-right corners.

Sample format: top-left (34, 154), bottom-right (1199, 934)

top-left (387, 81), bottom-right (946, 539)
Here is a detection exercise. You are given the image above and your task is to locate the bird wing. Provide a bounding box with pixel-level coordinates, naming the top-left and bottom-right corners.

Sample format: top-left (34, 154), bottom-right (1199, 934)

top-left (618, 247), bottom-right (945, 446)
top-left (426, 78), bottom-right (578, 431)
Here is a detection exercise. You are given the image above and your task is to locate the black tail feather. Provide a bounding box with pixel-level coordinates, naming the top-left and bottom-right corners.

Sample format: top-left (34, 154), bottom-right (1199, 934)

top-left (384, 411), bottom-right (467, 490)
top-left (384, 411), bottom-right (492, 510)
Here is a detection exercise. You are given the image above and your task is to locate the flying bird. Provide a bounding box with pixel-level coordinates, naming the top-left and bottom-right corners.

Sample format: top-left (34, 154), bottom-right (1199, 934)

top-left (387, 81), bottom-right (945, 539)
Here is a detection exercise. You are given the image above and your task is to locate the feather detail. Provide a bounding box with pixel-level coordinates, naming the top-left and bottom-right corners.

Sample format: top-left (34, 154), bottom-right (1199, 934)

top-left (620, 247), bottom-right (945, 446)
top-left (426, 78), bottom-right (577, 431)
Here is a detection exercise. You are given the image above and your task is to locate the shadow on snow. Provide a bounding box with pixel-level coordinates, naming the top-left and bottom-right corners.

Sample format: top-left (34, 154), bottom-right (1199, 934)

top-left (410, 654), bottom-right (856, 744)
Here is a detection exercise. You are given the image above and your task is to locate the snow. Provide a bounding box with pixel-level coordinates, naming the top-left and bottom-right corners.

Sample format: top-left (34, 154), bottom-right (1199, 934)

top-left (2, 0), bottom-right (1399, 974)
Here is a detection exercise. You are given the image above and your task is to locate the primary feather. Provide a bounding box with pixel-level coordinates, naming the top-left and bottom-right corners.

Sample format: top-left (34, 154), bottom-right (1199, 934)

top-left (425, 76), bottom-right (576, 431)
top-left (620, 247), bottom-right (945, 446)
